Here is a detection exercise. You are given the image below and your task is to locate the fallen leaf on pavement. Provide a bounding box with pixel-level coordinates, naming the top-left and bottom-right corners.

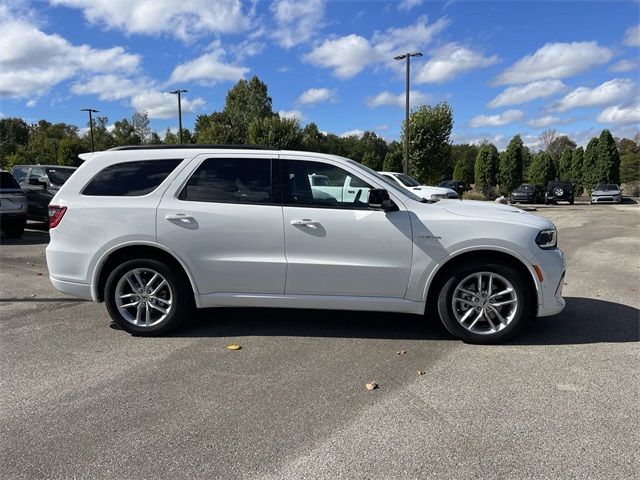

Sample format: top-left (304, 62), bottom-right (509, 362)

top-left (365, 382), bottom-right (378, 390)
top-left (417, 370), bottom-right (425, 375)
top-left (397, 350), bottom-right (407, 355)
top-left (226, 344), bottom-right (241, 351)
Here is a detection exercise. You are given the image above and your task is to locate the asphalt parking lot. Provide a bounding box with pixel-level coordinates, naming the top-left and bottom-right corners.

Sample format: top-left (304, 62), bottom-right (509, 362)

top-left (1, 204), bottom-right (639, 480)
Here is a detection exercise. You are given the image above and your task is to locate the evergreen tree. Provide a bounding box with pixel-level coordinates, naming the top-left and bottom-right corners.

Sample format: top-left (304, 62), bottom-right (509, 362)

top-left (247, 116), bottom-right (303, 149)
top-left (529, 152), bottom-right (556, 187)
top-left (383, 146), bottom-right (403, 172)
top-left (583, 137), bottom-right (599, 193)
top-left (558, 146), bottom-right (573, 181)
top-left (596, 129), bottom-right (620, 184)
top-left (498, 134), bottom-right (524, 195)
top-left (570, 147), bottom-right (584, 195)
top-left (474, 143), bottom-right (499, 194)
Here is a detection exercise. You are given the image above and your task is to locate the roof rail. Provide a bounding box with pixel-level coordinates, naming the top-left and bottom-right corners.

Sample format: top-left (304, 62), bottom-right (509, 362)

top-left (108, 144), bottom-right (277, 151)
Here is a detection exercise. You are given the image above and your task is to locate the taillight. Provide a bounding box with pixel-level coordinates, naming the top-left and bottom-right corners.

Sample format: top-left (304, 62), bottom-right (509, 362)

top-left (48, 205), bottom-right (67, 228)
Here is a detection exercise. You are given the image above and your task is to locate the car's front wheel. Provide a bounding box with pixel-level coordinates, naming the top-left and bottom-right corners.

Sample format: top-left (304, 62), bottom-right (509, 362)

top-left (105, 259), bottom-right (191, 336)
top-left (437, 261), bottom-right (531, 344)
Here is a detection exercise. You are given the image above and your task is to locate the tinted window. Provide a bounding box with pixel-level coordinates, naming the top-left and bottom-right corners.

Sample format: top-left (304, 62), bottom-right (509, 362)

top-left (281, 160), bottom-right (372, 209)
top-left (83, 159), bottom-right (182, 196)
top-left (45, 167), bottom-right (75, 186)
top-left (11, 167), bottom-right (28, 183)
top-left (395, 174), bottom-right (420, 187)
top-left (180, 158), bottom-right (273, 204)
top-left (1, 171), bottom-right (20, 190)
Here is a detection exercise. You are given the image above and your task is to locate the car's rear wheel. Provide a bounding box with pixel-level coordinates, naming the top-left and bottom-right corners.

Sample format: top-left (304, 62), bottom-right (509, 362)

top-left (105, 259), bottom-right (191, 336)
top-left (437, 261), bottom-right (531, 344)
top-left (2, 222), bottom-right (26, 238)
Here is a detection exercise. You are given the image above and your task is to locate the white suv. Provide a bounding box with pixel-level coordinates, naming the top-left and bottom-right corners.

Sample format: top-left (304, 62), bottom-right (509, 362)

top-left (46, 146), bottom-right (565, 343)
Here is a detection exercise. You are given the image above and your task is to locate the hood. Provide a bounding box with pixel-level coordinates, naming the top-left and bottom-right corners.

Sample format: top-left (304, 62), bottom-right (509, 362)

top-left (436, 200), bottom-right (552, 229)
top-left (593, 189), bottom-right (620, 195)
top-left (410, 185), bottom-right (455, 195)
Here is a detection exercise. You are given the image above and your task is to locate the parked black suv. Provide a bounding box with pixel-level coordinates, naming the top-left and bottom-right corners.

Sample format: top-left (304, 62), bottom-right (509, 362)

top-left (509, 184), bottom-right (544, 204)
top-left (438, 180), bottom-right (470, 197)
top-left (11, 165), bottom-right (77, 222)
top-left (545, 181), bottom-right (574, 205)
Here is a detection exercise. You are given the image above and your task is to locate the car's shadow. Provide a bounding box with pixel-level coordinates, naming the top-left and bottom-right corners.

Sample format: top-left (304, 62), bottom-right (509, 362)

top-left (0, 227), bottom-right (49, 246)
top-left (172, 297), bottom-right (639, 345)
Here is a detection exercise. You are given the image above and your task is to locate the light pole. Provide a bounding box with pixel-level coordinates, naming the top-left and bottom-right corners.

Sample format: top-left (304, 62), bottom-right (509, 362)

top-left (170, 89), bottom-right (188, 144)
top-left (394, 52), bottom-right (422, 174)
top-left (81, 108), bottom-right (99, 152)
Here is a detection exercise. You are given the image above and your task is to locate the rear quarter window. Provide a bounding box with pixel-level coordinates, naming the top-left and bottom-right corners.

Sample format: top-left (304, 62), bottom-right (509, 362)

top-left (83, 159), bottom-right (182, 196)
top-left (1, 171), bottom-right (21, 190)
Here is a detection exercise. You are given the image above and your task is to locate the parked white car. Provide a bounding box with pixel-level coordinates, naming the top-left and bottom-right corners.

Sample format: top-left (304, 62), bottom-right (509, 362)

top-left (378, 171), bottom-right (459, 200)
top-left (46, 146), bottom-right (565, 343)
top-left (590, 184), bottom-right (622, 204)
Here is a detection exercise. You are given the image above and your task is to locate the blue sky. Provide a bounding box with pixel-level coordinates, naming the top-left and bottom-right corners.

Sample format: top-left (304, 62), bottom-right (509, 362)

top-left (1, 0), bottom-right (638, 149)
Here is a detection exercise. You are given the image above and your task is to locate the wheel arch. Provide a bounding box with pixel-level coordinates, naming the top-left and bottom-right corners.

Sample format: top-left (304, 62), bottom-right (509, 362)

top-left (423, 248), bottom-right (540, 316)
top-left (93, 242), bottom-right (199, 306)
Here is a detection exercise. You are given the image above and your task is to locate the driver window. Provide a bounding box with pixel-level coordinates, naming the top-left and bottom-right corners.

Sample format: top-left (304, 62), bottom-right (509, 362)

top-left (281, 159), bottom-right (372, 209)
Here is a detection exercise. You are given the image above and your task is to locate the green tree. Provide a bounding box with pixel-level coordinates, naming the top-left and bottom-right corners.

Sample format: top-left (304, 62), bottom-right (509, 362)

top-left (223, 76), bottom-right (273, 143)
top-left (132, 111), bottom-right (152, 143)
top-left (450, 144), bottom-right (478, 184)
top-left (558, 146), bottom-right (573, 181)
top-left (618, 136), bottom-right (640, 183)
top-left (88, 116), bottom-right (115, 151)
top-left (57, 136), bottom-right (85, 166)
top-left (0, 117), bottom-right (30, 168)
top-left (112, 118), bottom-right (141, 146)
top-left (474, 143), bottom-right (499, 194)
top-left (300, 122), bottom-right (325, 152)
top-left (359, 131), bottom-right (388, 164)
top-left (163, 127), bottom-right (179, 144)
top-left (194, 112), bottom-right (234, 144)
top-left (247, 115), bottom-right (303, 149)
top-left (583, 137), bottom-right (599, 193)
top-left (570, 147), bottom-right (584, 195)
top-left (547, 135), bottom-right (576, 162)
top-left (528, 152), bottom-right (556, 187)
top-left (498, 134), bottom-right (524, 195)
top-left (596, 129), bottom-right (620, 184)
top-left (361, 151), bottom-right (384, 170)
top-left (403, 102), bottom-right (453, 183)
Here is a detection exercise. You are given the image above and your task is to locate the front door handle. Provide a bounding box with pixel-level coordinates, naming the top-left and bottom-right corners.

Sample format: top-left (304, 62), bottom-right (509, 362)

top-left (290, 219), bottom-right (319, 227)
top-left (166, 213), bottom-right (194, 222)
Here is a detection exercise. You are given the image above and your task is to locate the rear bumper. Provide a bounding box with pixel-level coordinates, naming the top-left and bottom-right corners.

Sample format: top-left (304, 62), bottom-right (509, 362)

top-left (49, 276), bottom-right (95, 301)
top-left (0, 212), bottom-right (27, 224)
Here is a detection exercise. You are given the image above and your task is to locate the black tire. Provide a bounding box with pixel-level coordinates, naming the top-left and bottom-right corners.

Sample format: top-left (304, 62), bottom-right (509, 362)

top-left (2, 222), bottom-right (26, 238)
top-left (437, 259), bottom-right (532, 344)
top-left (105, 258), bottom-right (192, 336)
top-left (569, 198), bottom-right (574, 205)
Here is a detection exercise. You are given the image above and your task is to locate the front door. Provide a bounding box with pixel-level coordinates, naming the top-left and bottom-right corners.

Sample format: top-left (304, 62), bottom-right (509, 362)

top-left (157, 154), bottom-right (286, 295)
top-left (280, 157), bottom-right (413, 298)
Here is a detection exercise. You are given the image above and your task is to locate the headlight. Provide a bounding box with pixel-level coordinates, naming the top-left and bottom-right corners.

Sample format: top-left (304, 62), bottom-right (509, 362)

top-left (431, 194), bottom-right (446, 200)
top-left (535, 228), bottom-right (557, 249)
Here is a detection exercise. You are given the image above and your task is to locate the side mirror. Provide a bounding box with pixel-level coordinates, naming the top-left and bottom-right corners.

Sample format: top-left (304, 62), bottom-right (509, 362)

top-left (29, 178), bottom-right (48, 188)
top-left (368, 189), bottom-right (398, 212)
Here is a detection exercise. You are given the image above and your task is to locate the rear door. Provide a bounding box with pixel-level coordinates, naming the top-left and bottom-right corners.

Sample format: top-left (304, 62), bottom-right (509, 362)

top-left (280, 156), bottom-right (413, 298)
top-left (157, 154), bottom-right (286, 295)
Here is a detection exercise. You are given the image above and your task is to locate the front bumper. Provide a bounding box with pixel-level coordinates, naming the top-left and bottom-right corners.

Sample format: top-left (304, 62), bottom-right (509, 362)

top-left (532, 248), bottom-right (566, 317)
top-left (591, 196), bottom-right (621, 203)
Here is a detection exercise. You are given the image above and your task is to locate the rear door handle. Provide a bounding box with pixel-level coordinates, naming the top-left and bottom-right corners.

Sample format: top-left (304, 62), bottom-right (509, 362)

top-left (290, 219), bottom-right (319, 227)
top-left (166, 213), bottom-right (194, 222)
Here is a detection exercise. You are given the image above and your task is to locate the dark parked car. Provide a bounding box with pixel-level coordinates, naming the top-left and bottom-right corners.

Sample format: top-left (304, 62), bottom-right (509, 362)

top-left (509, 184), bottom-right (544, 204)
top-left (438, 180), bottom-right (469, 197)
top-left (0, 171), bottom-right (28, 237)
top-left (545, 181), bottom-right (574, 205)
top-left (10, 165), bottom-right (77, 222)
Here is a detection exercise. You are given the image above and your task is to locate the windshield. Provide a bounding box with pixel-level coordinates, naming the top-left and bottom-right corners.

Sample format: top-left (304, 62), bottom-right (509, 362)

top-left (1, 171), bottom-right (21, 190)
top-left (595, 184), bottom-right (618, 190)
top-left (516, 185), bottom-right (535, 192)
top-left (345, 160), bottom-right (423, 202)
top-left (45, 167), bottom-right (75, 186)
top-left (395, 173), bottom-right (420, 187)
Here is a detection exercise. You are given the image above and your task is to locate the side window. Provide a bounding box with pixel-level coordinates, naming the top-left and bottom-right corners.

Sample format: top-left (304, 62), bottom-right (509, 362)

top-left (180, 158), bottom-right (273, 204)
top-left (30, 167), bottom-right (46, 182)
top-left (281, 160), bottom-right (372, 209)
top-left (83, 159), bottom-right (182, 196)
top-left (11, 167), bottom-right (28, 184)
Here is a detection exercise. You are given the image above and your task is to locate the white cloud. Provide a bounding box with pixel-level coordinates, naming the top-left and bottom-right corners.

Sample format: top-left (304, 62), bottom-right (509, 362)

top-left (414, 43), bottom-right (498, 84)
top-left (550, 78), bottom-right (637, 112)
top-left (366, 90), bottom-right (431, 108)
top-left (131, 91), bottom-right (205, 119)
top-left (50, 0), bottom-right (252, 41)
top-left (451, 132), bottom-right (507, 150)
top-left (340, 129), bottom-right (364, 138)
top-left (304, 16), bottom-right (448, 79)
top-left (398, 0), bottom-right (423, 12)
top-left (597, 101), bottom-right (640, 125)
top-left (270, 0), bottom-right (325, 48)
top-left (168, 41), bottom-right (249, 85)
top-left (297, 88), bottom-right (335, 105)
top-left (279, 110), bottom-right (304, 120)
top-left (623, 25), bottom-right (640, 47)
top-left (488, 80), bottom-right (566, 108)
top-left (71, 74), bottom-right (206, 119)
top-left (0, 18), bottom-right (139, 98)
top-left (528, 115), bottom-right (564, 129)
top-left (26, 99), bottom-right (36, 107)
top-left (469, 109), bottom-right (524, 128)
top-left (609, 59), bottom-right (638, 73)
top-left (494, 42), bottom-right (613, 85)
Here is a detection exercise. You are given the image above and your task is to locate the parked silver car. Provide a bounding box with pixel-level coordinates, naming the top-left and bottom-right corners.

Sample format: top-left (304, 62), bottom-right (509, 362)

top-left (591, 184), bottom-right (622, 204)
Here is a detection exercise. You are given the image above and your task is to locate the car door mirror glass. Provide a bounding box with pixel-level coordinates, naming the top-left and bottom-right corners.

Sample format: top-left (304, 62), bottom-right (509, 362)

top-left (368, 189), bottom-right (398, 212)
